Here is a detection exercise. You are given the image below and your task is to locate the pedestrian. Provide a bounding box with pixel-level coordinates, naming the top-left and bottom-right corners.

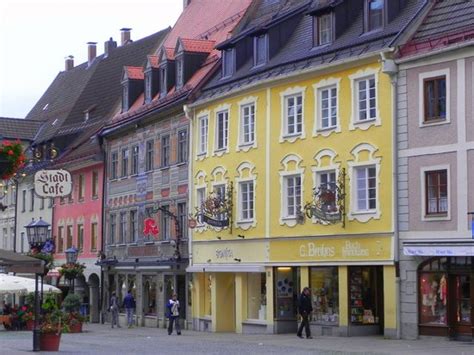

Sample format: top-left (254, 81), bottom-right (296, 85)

top-left (166, 293), bottom-right (181, 335)
top-left (110, 291), bottom-right (120, 328)
top-left (123, 290), bottom-right (135, 328)
top-left (297, 287), bottom-right (313, 339)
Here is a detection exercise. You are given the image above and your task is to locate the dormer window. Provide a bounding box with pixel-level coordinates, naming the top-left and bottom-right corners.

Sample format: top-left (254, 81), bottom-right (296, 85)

top-left (176, 57), bottom-right (184, 90)
top-left (366, 0), bottom-right (384, 32)
top-left (144, 71), bottom-right (152, 103)
top-left (313, 13), bottom-right (333, 47)
top-left (222, 48), bottom-right (234, 78)
top-left (254, 34), bottom-right (268, 67)
top-left (160, 67), bottom-right (167, 96)
top-left (122, 85), bottom-right (129, 112)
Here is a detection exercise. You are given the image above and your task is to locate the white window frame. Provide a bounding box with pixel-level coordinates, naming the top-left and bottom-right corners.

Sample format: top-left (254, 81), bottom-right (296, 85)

top-left (237, 96), bottom-right (257, 151)
top-left (213, 104), bottom-right (230, 156)
top-left (279, 154), bottom-right (305, 227)
top-left (315, 13), bottom-right (333, 46)
top-left (349, 68), bottom-right (380, 131)
top-left (238, 180), bottom-right (254, 221)
top-left (420, 165), bottom-right (451, 221)
top-left (313, 78), bottom-right (341, 136)
top-left (418, 68), bottom-right (451, 127)
top-left (195, 186), bottom-right (207, 228)
top-left (196, 111), bottom-right (209, 159)
top-left (354, 165), bottom-right (377, 212)
top-left (222, 48), bottom-right (235, 78)
top-left (279, 86), bottom-right (306, 143)
top-left (253, 34), bottom-right (268, 68)
top-left (236, 161), bottom-right (257, 230)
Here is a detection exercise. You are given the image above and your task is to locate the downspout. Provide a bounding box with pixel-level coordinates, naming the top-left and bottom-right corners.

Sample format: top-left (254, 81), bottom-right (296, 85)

top-left (381, 51), bottom-right (400, 339)
top-left (13, 178), bottom-right (19, 253)
top-left (99, 139), bottom-right (108, 324)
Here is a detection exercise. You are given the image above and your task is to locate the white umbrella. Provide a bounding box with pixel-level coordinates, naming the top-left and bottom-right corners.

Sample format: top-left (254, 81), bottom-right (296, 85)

top-left (0, 274), bottom-right (28, 295)
top-left (0, 274), bottom-right (62, 294)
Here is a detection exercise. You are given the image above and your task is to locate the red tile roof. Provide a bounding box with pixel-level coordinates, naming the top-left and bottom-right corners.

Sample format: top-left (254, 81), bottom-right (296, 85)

top-left (125, 66), bottom-right (144, 80)
top-left (178, 38), bottom-right (216, 54)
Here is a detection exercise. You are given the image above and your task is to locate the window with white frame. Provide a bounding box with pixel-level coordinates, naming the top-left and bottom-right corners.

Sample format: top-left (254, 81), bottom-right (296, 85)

top-left (313, 13), bottom-right (332, 46)
top-left (198, 115), bottom-right (208, 155)
top-left (131, 145), bottom-right (139, 175)
top-left (121, 148), bottom-right (129, 177)
top-left (176, 57), bottom-right (184, 89)
top-left (284, 94), bottom-right (303, 136)
top-left (284, 175), bottom-right (302, 218)
top-left (239, 180), bottom-right (254, 221)
top-left (425, 170), bottom-right (448, 215)
top-left (319, 86), bottom-right (337, 129)
top-left (213, 184), bottom-right (226, 201)
top-left (240, 103), bottom-right (255, 145)
top-left (216, 110), bottom-right (229, 150)
top-left (355, 166), bottom-right (377, 212)
top-left (356, 76), bottom-right (376, 122)
top-left (222, 48), bottom-right (234, 78)
top-left (196, 187), bottom-right (206, 224)
top-left (254, 34), bottom-right (267, 67)
top-left (145, 140), bottom-right (154, 171)
top-left (317, 170), bottom-right (337, 213)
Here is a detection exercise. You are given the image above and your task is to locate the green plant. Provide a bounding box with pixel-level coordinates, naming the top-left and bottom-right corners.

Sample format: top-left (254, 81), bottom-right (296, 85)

top-left (0, 140), bottom-right (26, 180)
top-left (59, 263), bottom-right (85, 280)
top-left (42, 292), bottom-right (59, 314)
top-left (40, 309), bottom-right (69, 334)
top-left (62, 293), bottom-right (81, 313)
top-left (28, 252), bottom-right (54, 273)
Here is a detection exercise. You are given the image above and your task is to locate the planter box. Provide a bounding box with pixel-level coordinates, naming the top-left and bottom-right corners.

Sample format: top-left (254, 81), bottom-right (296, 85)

top-left (69, 322), bottom-right (83, 333)
top-left (40, 333), bottom-right (61, 351)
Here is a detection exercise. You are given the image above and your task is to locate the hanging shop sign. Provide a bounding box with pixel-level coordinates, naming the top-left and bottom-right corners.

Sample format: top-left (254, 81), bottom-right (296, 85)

top-left (195, 183), bottom-right (233, 232)
top-left (304, 168), bottom-right (346, 227)
top-left (34, 169), bottom-right (72, 198)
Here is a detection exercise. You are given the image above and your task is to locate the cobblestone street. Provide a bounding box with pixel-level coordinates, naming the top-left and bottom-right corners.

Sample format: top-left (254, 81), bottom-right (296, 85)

top-left (1, 324), bottom-right (473, 355)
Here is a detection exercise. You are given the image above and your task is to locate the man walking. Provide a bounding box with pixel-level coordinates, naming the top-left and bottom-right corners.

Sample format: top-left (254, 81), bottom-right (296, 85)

top-left (297, 287), bottom-right (313, 339)
top-left (110, 291), bottom-right (120, 328)
top-left (123, 290), bottom-right (135, 328)
top-left (166, 293), bottom-right (181, 335)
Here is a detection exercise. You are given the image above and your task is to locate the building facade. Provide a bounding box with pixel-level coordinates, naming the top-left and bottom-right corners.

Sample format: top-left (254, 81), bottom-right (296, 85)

top-left (188, 0), bottom-right (426, 337)
top-left (396, 0), bottom-right (474, 340)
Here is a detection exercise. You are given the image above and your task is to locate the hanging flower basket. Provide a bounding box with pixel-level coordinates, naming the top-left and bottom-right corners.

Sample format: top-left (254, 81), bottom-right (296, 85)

top-left (59, 263), bottom-right (85, 280)
top-left (0, 140), bottom-right (26, 180)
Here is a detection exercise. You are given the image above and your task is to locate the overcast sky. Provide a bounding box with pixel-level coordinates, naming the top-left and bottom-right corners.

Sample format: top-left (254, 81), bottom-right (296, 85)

top-left (0, 0), bottom-right (182, 118)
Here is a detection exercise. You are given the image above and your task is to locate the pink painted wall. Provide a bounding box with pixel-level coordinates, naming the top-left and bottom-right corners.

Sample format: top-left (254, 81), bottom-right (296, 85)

top-left (53, 163), bottom-right (103, 263)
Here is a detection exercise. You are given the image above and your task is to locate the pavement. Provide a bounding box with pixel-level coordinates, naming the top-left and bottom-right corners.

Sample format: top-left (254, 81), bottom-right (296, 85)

top-left (1, 323), bottom-right (473, 355)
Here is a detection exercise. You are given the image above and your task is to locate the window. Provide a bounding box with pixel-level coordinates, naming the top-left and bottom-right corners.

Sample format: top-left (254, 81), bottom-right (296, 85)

top-left (66, 225), bottom-right (73, 249)
top-left (92, 171), bottom-right (99, 198)
top-left (78, 174), bottom-right (85, 201)
top-left (111, 151), bottom-right (118, 179)
top-left (198, 115), bottom-right (208, 155)
top-left (310, 267), bottom-right (339, 324)
top-left (284, 175), bottom-right (302, 218)
top-left (21, 232), bottom-right (25, 253)
top-left (367, 0), bottom-right (384, 32)
top-left (131, 145), bottom-right (139, 175)
top-left (424, 77), bottom-right (446, 122)
top-left (196, 187), bottom-right (206, 224)
top-left (160, 205), bottom-right (170, 240)
top-left (121, 148), bottom-right (129, 177)
top-left (239, 181), bottom-right (254, 221)
top-left (161, 135), bottom-right (170, 167)
top-left (122, 85), bottom-right (129, 112)
top-left (240, 103), bottom-right (255, 145)
top-left (29, 189), bottom-right (34, 211)
top-left (213, 184), bottom-right (226, 201)
top-left (216, 110), bottom-right (229, 151)
top-left (425, 170), bottom-right (448, 215)
top-left (317, 170), bottom-right (337, 213)
top-left (77, 224), bottom-right (84, 251)
top-left (129, 209), bottom-right (138, 243)
top-left (222, 48), bottom-right (234, 78)
top-left (145, 140), bottom-right (154, 171)
top-left (160, 67), bottom-right (167, 96)
top-left (284, 94), bottom-right (303, 136)
top-left (247, 273), bottom-right (266, 320)
top-left (254, 34), bottom-right (267, 67)
top-left (119, 212), bottom-right (127, 244)
top-left (176, 58), bottom-right (184, 89)
top-left (177, 129), bottom-right (188, 163)
top-left (40, 197), bottom-right (45, 210)
top-left (177, 202), bottom-right (187, 239)
top-left (57, 226), bottom-right (64, 253)
top-left (356, 76), bottom-right (376, 122)
top-left (91, 222), bottom-right (98, 252)
top-left (110, 214), bottom-right (116, 245)
top-left (319, 86), bottom-right (337, 129)
top-left (21, 190), bottom-right (26, 212)
top-left (314, 14), bottom-right (332, 46)
top-left (349, 266), bottom-right (382, 324)
top-left (144, 71), bottom-right (152, 103)
top-left (355, 166), bottom-right (377, 211)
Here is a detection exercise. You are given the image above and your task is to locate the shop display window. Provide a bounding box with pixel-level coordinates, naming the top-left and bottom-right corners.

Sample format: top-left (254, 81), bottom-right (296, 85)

top-left (118, 274), bottom-right (125, 312)
top-left (309, 267), bottom-right (339, 325)
top-left (247, 273), bottom-right (267, 321)
top-left (349, 267), bottom-right (381, 325)
top-left (419, 273), bottom-right (447, 325)
top-left (143, 276), bottom-right (157, 315)
top-left (455, 275), bottom-right (471, 324)
top-left (275, 267), bottom-right (297, 319)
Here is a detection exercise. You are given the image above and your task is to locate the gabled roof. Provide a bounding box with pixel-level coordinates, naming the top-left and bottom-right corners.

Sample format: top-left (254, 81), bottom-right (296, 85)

top-left (147, 55), bottom-right (159, 69)
top-left (0, 117), bottom-right (43, 141)
top-left (176, 38), bottom-right (216, 54)
top-left (124, 66), bottom-right (144, 80)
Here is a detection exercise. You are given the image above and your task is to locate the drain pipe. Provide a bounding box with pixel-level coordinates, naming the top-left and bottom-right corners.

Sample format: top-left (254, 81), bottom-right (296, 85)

top-left (381, 51), bottom-right (400, 339)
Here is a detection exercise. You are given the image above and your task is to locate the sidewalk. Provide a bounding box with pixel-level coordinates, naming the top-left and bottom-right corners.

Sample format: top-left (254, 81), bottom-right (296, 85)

top-left (1, 323), bottom-right (473, 354)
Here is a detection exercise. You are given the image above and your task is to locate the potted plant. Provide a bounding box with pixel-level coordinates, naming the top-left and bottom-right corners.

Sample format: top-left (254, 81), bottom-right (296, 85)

top-left (39, 310), bottom-right (69, 351)
top-left (0, 139), bottom-right (25, 180)
top-left (59, 262), bottom-right (85, 280)
top-left (22, 310), bottom-right (35, 331)
top-left (62, 293), bottom-right (86, 333)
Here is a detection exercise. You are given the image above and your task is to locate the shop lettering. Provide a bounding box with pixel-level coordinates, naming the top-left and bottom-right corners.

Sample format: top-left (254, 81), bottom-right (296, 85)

top-left (299, 243), bottom-right (335, 258)
top-left (342, 241), bottom-right (369, 257)
top-left (216, 248), bottom-right (233, 259)
top-left (34, 169), bottom-right (72, 198)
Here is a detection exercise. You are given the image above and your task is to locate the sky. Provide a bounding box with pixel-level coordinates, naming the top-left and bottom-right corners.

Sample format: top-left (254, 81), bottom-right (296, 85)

top-left (0, 0), bottom-right (182, 118)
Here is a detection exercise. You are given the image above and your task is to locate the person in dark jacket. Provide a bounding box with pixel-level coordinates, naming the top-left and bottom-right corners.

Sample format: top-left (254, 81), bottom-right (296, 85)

top-left (166, 293), bottom-right (181, 335)
top-left (123, 290), bottom-right (136, 328)
top-left (297, 287), bottom-right (313, 339)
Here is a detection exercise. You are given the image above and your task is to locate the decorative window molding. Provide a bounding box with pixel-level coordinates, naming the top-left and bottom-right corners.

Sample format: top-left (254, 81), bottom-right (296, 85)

top-left (347, 143), bottom-right (381, 222)
top-left (237, 96), bottom-right (258, 152)
top-left (349, 67), bottom-right (381, 131)
top-left (279, 154), bottom-right (305, 227)
top-left (313, 77), bottom-right (341, 137)
top-left (235, 161), bottom-right (257, 230)
top-left (420, 165), bottom-right (451, 221)
top-left (196, 110), bottom-right (210, 160)
top-left (213, 104), bottom-right (231, 156)
top-left (280, 86), bottom-right (307, 143)
top-left (418, 68), bottom-right (450, 127)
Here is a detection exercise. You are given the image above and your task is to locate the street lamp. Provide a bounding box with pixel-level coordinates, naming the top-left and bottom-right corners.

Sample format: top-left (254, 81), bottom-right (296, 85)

top-left (25, 217), bottom-right (52, 352)
top-left (65, 246), bottom-right (79, 292)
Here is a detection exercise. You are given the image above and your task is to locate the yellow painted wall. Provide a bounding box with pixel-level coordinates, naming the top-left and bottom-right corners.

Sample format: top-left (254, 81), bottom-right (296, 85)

top-left (300, 267), bottom-right (309, 291)
top-left (383, 265), bottom-right (397, 330)
top-left (212, 273), bottom-right (236, 332)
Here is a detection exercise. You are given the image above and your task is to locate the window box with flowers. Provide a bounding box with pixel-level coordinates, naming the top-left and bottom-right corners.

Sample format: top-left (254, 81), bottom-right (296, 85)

top-left (0, 139), bottom-right (26, 180)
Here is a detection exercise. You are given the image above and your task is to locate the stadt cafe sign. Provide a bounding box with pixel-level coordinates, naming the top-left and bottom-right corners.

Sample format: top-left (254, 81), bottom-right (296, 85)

top-left (34, 169), bottom-right (72, 198)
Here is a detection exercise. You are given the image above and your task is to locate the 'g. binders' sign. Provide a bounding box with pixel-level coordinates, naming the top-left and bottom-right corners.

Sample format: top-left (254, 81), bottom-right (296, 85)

top-left (34, 169), bottom-right (72, 198)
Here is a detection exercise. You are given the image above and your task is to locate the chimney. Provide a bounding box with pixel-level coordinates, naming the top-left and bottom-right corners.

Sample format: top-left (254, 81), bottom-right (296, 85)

top-left (104, 37), bottom-right (117, 57)
top-left (65, 55), bottom-right (74, 71)
top-left (120, 28), bottom-right (132, 46)
top-left (87, 42), bottom-right (97, 66)
top-left (183, 0), bottom-right (191, 8)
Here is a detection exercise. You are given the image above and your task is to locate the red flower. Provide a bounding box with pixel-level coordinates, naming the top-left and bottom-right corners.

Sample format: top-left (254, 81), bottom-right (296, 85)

top-left (7, 150), bottom-right (14, 156)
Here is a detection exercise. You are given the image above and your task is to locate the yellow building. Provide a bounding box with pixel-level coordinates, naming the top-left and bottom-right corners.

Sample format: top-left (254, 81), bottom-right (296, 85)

top-left (186, 0), bottom-right (418, 338)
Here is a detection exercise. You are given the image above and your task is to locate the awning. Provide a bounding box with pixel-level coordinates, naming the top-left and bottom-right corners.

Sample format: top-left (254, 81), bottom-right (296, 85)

top-left (403, 240), bottom-right (474, 256)
top-left (0, 274), bottom-right (62, 294)
top-left (187, 264), bottom-right (266, 273)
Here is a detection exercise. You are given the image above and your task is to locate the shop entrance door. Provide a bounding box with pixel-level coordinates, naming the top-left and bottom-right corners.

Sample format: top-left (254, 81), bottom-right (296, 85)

top-left (451, 274), bottom-right (471, 336)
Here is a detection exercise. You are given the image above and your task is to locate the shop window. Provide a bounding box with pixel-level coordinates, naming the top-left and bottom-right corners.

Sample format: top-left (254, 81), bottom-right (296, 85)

top-left (419, 272), bottom-right (448, 325)
top-left (455, 275), bottom-right (471, 324)
top-left (143, 276), bottom-right (157, 316)
top-left (349, 266), bottom-right (382, 325)
top-left (275, 267), bottom-right (297, 319)
top-left (118, 274), bottom-right (126, 312)
top-left (310, 267), bottom-right (338, 325)
top-left (247, 273), bottom-right (266, 321)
